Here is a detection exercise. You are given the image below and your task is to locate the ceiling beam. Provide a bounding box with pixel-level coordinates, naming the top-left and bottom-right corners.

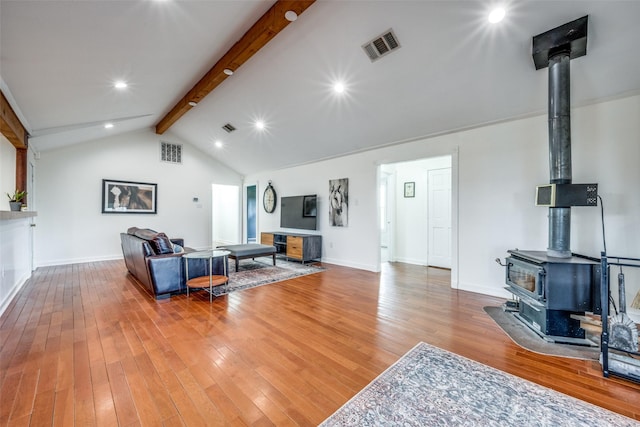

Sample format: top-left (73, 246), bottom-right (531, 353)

top-left (0, 90), bottom-right (28, 149)
top-left (1, 90), bottom-right (29, 194)
top-left (155, 0), bottom-right (316, 135)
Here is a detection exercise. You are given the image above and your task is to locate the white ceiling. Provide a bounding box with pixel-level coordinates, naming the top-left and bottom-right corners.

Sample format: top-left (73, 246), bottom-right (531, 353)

top-left (2, 0), bottom-right (640, 176)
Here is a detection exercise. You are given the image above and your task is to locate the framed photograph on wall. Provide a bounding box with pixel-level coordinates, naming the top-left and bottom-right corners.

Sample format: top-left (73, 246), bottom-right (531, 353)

top-left (102, 179), bottom-right (157, 214)
top-left (329, 178), bottom-right (348, 227)
top-left (404, 182), bottom-right (415, 198)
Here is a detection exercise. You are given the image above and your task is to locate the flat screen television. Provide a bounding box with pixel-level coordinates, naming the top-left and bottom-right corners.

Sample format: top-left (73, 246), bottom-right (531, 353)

top-left (280, 195), bottom-right (317, 230)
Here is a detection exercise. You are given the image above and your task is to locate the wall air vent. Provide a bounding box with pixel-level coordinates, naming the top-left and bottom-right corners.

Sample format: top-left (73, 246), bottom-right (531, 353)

top-left (222, 123), bottom-right (236, 133)
top-left (362, 29), bottom-right (401, 62)
top-left (160, 141), bottom-right (182, 164)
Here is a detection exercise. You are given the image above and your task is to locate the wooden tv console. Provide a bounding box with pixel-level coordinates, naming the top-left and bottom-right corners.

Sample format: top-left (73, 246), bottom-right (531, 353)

top-left (260, 232), bottom-right (322, 263)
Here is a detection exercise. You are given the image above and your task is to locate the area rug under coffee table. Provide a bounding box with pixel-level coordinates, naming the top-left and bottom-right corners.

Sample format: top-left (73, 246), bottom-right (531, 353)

top-left (210, 257), bottom-right (324, 295)
top-left (320, 342), bottom-right (637, 426)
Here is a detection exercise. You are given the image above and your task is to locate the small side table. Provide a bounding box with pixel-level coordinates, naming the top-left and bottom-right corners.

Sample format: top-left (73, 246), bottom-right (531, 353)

top-left (183, 249), bottom-right (230, 302)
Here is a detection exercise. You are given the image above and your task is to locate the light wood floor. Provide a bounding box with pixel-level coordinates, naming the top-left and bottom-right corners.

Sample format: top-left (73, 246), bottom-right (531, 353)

top-left (1, 260), bottom-right (639, 426)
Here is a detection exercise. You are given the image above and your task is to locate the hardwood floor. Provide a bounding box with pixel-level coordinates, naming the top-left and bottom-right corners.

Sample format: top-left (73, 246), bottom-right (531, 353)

top-left (1, 260), bottom-right (639, 426)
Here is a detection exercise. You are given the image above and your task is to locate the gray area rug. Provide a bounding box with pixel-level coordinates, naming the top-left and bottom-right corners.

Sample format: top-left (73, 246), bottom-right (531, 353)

top-left (320, 342), bottom-right (638, 426)
top-left (484, 306), bottom-right (599, 360)
top-left (211, 257), bottom-right (324, 296)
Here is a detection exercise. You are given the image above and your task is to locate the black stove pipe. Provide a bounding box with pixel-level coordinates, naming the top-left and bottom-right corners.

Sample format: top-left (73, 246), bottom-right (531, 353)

top-left (532, 15), bottom-right (588, 258)
top-left (547, 51), bottom-right (572, 258)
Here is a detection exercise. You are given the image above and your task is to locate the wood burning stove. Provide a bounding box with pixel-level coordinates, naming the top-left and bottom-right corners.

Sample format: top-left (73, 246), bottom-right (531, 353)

top-left (500, 16), bottom-right (602, 344)
top-left (505, 250), bottom-right (601, 343)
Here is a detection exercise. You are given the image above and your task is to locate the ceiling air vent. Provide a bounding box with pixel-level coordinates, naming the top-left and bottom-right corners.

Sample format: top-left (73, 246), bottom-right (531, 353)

top-left (222, 123), bottom-right (236, 133)
top-left (362, 29), bottom-right (401, 62)
top-left (160, 141), bottom-right (182, 164)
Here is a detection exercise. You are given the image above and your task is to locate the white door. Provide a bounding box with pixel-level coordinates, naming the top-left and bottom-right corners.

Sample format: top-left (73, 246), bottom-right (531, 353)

top-left (427, 168), bottom-right (451, 268)
top-left (380, 173), bottom-right (394, 263)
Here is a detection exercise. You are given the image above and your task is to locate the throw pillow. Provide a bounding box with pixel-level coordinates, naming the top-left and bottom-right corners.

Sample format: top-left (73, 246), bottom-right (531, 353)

top-left (173, 244), bottom-right (184, 254)
top-left (150, 232), bottom-right (174, 255)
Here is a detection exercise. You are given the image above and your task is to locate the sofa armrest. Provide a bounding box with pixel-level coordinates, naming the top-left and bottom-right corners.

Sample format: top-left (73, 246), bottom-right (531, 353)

top-left (147, 253), bottom-right (184, 297)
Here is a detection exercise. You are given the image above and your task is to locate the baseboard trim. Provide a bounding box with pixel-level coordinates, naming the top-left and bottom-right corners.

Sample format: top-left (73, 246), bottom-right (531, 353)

top-left (458, 280), bottom-right (511, 299)
top-left (36, 254), bottom-right (123, 268)
top-left (394, 256), bottom-right (427, 266)
top-left (0, 272), bottom-right (31, 317)
top-left (320, 257), bottom-right (378, 272)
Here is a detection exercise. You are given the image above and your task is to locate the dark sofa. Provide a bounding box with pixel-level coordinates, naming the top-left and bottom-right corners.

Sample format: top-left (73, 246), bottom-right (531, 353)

top-left (120, 227), bottom-right (227, 299)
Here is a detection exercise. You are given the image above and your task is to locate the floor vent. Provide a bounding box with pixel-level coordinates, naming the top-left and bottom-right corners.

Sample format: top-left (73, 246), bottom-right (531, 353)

top-left (160, 141), bottom-right (182, 164)
top-left (362, 29), bottom-right (401, 62)
top-left (222, 123), bottom-right (236, 133)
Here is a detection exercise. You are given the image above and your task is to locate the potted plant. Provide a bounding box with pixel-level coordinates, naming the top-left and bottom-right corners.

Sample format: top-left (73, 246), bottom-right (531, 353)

top-left (7, 189), bottom-right (27, 211)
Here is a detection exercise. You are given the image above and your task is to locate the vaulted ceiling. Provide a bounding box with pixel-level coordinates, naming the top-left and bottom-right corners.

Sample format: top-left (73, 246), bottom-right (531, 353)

top-left (2, 0), bottom-right (639, 176)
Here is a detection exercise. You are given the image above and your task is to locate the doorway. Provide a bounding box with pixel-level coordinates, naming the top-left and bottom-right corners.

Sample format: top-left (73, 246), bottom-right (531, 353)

top-left (379, 156), bottom-right (452, 269)
top-left (211, 184), bottom-right (241, 246)
top-left (245, 184), bottom-right (257, 243)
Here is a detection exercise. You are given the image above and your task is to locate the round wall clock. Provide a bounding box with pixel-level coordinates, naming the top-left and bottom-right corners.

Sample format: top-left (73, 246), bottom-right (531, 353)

top-left (263, 182), bottom-right (277, 213)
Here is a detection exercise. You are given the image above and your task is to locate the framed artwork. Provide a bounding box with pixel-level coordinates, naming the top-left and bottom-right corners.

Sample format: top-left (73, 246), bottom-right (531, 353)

top-left (102, 179), bottom-right (157, 214)
top-left (404, 182), bottom-right (415, 198)
top-left (329, 178), bottom-right (348, 227)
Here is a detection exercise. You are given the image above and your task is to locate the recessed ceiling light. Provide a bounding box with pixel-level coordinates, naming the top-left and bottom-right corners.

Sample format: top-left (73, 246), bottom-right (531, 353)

top-left (188, 101), bottom-right (197, 107)
top-left (214, 140), bottom-right (223, 148)
top-left (488, 7), bottom-right (506, 23)
top-left (333, 82), bottom-right (346, 94)
top-left (255, 120), bottom-right (265, 130)
top-left (104, 123), bottom-right (114, 129)
top-left (223, 68), bottom-right (234, 76)
top-left (285, 10), bottom-right (298, 22)
top-left (114, 81), bottom-right (127, 89)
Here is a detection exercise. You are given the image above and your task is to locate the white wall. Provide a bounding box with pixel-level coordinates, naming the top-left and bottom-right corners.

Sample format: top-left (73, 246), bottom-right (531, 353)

top-left (246, 94), bottom-right (640, 321)
top-left (249, 156), bottom-right (381, 272)
top-left (35, 128), bottom-right (242, 266)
